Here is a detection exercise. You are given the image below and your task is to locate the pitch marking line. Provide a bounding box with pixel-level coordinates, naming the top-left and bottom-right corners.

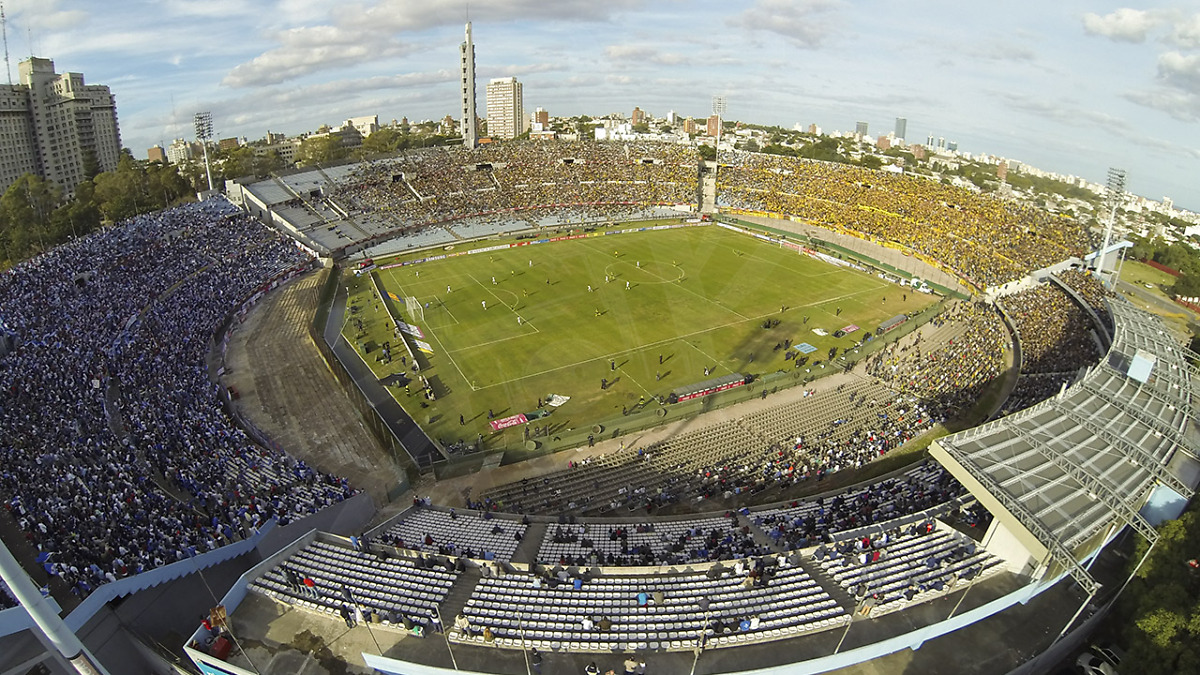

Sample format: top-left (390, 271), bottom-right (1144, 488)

top-left (464, 272), bottom-right (541, 334)
top-left (383, 270), bottom-right (476, 390)
top-left (577, 238), bottom-right (750, 321)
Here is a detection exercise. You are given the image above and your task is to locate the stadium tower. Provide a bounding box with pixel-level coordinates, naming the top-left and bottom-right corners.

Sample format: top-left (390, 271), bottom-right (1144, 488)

top-left (459, 22), bottom-right (478, 148)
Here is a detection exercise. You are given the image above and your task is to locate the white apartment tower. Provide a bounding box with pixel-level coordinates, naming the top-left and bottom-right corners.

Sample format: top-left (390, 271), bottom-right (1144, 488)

top-left (460, 23), bottom-right (478, 148)
top-left (0, 57), bottom-right (121, 195)
top-left (486, 76), bottom-right (527, 140)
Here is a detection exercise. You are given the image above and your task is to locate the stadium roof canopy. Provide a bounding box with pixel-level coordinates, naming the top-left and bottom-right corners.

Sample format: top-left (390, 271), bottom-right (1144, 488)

top-left (932, 295), bottom-right (1199, 595)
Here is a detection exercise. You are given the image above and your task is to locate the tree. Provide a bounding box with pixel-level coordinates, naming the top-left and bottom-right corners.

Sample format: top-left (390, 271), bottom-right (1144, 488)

top-left (1109, 503), bottom-right (1200, 675)
top-left (697, 145), bottom-right (716, 161)
top-left (295, 135), bottom-right (347, 166)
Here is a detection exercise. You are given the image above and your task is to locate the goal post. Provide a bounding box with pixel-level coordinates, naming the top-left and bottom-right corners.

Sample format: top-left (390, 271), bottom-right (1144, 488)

top-left (405, 296), bottom-right (424, 322)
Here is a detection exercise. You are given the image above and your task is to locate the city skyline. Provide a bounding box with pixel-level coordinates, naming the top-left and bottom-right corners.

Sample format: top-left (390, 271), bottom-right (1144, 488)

top-left (3, 2), bottom-right (1200, 208)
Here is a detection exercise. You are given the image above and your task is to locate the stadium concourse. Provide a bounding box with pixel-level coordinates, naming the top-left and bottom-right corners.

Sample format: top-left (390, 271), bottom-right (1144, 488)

top-left (0, 141), bottom-right (1194, 675)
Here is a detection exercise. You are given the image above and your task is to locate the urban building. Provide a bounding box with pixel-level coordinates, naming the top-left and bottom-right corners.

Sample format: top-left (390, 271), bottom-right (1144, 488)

top-left (855, 121), bottom-right (868, 138)
top-left (682, 118), bottom-right (697, 135)
top-left (460, 23), bottom-right (478, 148)
top-left (927, 134), bottom-right (935, 147)
top-left (147, 145), bottom-right (166, 163)
top-left (706, 114), bottom-right (720, 137)
top-left (166, 139), bottom-right (197, 165)
top-left (808, 123), bottom-right (819, 135)
top-left (486, 76), bottom-right (527, 140)
top-left (947, 140), bottom-right (958, 152)
top-left (894, 117), bottom-right (907, 140)
top-left (345, 115), bottom-right (379, 138)
top-left (631, 106), bottom-right (646, 126)
top-left (937, 136), bottom-right (946, 150)
top-left (876, 135), bottom-right (891, 151)
top-left (532, 107), bottom-right (549, 129)
top-left (218, 137), bottom-right (240, 151)
top-left (0, 57), bottom-right (121, 195)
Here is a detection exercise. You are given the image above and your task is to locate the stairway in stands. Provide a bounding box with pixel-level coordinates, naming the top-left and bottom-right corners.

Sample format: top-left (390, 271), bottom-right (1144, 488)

top-left (436, 566), bottom-right (482, 623)
top-left (510, 521), bottom-right (549, 565)
top-left (795, 555), bottom-right (857, 615)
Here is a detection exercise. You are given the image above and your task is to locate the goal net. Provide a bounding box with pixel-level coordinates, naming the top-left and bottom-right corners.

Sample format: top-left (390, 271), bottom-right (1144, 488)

top-left (405, 296), bottom-right (424, 322)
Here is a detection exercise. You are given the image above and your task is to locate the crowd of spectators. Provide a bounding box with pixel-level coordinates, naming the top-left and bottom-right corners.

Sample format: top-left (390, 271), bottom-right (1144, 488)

top-left (868, 301), bottom-right (1008, 414)
top-left (715, 151), bottom-right (1093, 288)
top-left (998, 284), bottom-right (1100, 375)
top-left (541, 512), bottom-right (770, 567)
top-left (759, 463), bottom-right (967, 550)
top-left (0, 199), bottom-right (355, 600)
top-left (1056, 268), bottom-right (1114, 331)
top-left (329, 142), bottom-right (699, 230)
top-left (988, 281), bottom-right (1104, 416)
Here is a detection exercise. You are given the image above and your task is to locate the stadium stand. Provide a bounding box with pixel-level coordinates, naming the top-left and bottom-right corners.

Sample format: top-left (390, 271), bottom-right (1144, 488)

top-left (454, 563), bottom-right (847, 652)
top-left (0, 199), bottom-right (355, 599)
top-left (481, 382), bottom-right (943, 516)
top-left (251, 538), bottom-right (457, 628)
top-left (715, 150), bottom-right (1093, 288)
top-left (377, 508), bottom-right (526, 561)
top-left (815, 521), bottom-right (1004, 616)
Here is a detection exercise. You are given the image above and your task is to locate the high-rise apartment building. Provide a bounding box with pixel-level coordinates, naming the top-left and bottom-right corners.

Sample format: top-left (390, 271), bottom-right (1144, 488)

top-left (460, 23), bottom-right (478, 148)
top-left (0, 57), bottom-right (121, 195)
top-left (706, 114), bottom-right (720, 137)
top-left (631, 107), bottom-right (645, 126)
top-left (855, 121), bottom-right (868, 137)
top-left (486, 76), bottom-right (527, 140)
top-left (894, 117), bottom-right (907, 140)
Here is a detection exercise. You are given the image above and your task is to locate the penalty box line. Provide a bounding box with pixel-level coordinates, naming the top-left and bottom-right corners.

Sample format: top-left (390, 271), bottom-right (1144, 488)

top-left (384, 269), bottom-right (476, 390)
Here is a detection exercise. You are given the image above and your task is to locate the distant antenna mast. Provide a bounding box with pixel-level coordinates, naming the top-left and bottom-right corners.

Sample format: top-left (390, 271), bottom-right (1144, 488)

top-left (1, 2), bottom-right (12, 85)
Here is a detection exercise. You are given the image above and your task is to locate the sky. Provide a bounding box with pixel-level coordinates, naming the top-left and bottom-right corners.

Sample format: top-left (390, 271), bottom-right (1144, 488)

top-left (4, 1), bottom-right (1200, 210)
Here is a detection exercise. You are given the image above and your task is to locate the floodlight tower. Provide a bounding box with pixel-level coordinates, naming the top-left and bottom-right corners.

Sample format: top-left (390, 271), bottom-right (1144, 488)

top-left (194, 111), bottom-right (215, 192)
top-left (1097, 167), bottom-right (1126, 284)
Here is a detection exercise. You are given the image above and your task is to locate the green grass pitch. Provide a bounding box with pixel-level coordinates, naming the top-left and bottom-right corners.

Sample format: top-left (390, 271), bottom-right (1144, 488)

top-left (344, 222), bottom-right (937, 451)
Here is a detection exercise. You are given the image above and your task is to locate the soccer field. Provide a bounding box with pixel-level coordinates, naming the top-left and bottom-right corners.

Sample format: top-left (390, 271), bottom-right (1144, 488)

top-left (346, 222), bottom-right (938, 451)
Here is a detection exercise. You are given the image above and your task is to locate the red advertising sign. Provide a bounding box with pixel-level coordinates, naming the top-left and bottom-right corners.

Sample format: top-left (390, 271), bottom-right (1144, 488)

top-left (489, 414), bottom-right (528, 431)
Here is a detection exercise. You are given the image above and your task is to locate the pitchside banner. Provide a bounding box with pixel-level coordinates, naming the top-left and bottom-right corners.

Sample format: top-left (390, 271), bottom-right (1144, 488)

top-left (490, 413), bottom-right (528, 431)
top-left (675, 379), bottom-right (745, 403)
top-left (398, 322), bottom-right (425, 338)
top-left (413, 339), bottom-right (434, 354)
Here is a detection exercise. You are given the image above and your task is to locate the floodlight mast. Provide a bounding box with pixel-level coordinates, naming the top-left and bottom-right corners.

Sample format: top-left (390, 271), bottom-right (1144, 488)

top-left (194, 112), bottom-right (215, 193)
top-left (1097, 167), bottom-right (1126, 285)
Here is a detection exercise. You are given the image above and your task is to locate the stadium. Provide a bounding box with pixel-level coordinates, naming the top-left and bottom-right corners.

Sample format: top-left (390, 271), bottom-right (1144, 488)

top-left (0, 140), bottom-right (1197, 675)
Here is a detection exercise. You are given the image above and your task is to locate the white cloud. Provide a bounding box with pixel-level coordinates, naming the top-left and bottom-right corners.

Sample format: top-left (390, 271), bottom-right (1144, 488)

top-left (729, 0), bottom-right (841, 49)
top-left (1126, 88), bottom-right (1199, 122)
top-left (604, 44), bottom-right (686, 66)
top-left (1082, 8), bottom-right (1161, 43)
top-left (1158, 50), bottom-right (1200, 91)
top-left (1170, 14), bottom-right (1200, 48)
top-left (224, 0), bottom-right (647, 87)
top-left (3, 0), bottom-right (86, 31)
top-left (223, 25), bottom-right (415, 87)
